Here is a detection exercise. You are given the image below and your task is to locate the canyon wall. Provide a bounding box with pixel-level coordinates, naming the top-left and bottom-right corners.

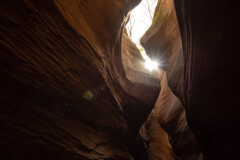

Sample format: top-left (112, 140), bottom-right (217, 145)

top-left (1, 0), bottom-right (238, 159)
top-left (141, 0), bottom-right (202, 159)
top-left (142, 0), bottom-right (240, 159)
top-left (141, 0), bottom-right (184, 101)
top-left (0, 0), bottom-right (160, 159)
top-left (174, 0), bottom-right (240, 159)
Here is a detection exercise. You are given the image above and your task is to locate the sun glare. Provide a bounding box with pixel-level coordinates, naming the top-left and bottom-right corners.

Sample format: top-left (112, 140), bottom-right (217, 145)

top-left (126, 0), bottom-right (158, 72)
top-left (145, 60), bottom-right (158, 71)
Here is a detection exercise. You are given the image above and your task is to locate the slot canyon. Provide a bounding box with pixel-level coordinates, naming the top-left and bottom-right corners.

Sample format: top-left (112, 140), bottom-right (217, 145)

top-left (0, 0), bottom-right (240, 159)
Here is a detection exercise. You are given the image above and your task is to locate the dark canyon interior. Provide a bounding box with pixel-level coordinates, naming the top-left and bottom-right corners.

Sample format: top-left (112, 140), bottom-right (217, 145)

top-left (0, 0), bottom-right (240, 159)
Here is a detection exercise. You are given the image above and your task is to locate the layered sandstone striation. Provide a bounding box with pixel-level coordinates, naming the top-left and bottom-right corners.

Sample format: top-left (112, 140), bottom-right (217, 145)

top-left (142, 0), bottom-right (240, 159)
top-left (141, 0), bottom-right (184, 100)
top-left (155, 72), bottom-right (202, 159)
top-left (173, 0), bottom-right (240, 159)
top-left (140, 110), bottom-right (175, 160)
top-left (1, 0), bottom-right (238, 159)
top-left (0, 0), bottom-right (160, 159)
top-left (140, 0), bottom-right (202, 159)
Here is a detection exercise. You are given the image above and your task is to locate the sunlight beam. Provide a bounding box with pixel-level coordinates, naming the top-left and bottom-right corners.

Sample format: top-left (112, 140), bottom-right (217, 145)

top-left (145, 60), bottom-right (158, 71)
top-left (126, 0), bottom-right (159, 72)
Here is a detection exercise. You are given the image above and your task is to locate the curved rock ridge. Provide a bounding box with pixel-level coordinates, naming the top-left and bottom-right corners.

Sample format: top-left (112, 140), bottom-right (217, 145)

top-left (121, 28), bottom-right (160, 87)
top-left (140, 0), bottom-right (184, 101)
top-left (141, 0), bottom-right (240, 159)
top-left (2, 0), bottom-right (239, 159)
top-left (155, 72), bottom-right (203, 159)
top-left (140, 110), bottom-right (176, 160)
top-left (0, 0), bottom-right (160, 159)
top-left (54, 0), bottom-right (160, 112)
top-left (140, 0), bottom-right (203, 158)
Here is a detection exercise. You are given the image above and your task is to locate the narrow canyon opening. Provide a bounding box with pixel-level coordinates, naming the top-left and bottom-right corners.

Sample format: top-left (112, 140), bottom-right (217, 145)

top-left (122, 1), bottom-right (202, 159)
top-left (121, 0), bottom-right (161, 88)
top-left (126, 0), bottom-right (159, 72)
top-left (1, 0), bottom-right (240, 159)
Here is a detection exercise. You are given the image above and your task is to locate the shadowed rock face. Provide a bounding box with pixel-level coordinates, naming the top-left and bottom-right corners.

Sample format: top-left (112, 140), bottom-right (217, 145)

top-left (140, 0), bottom-right (202, 159)
top-left (141, 0), bottom-right (184, 101)
top-left (155, 72), bottom-right (202, 160)
top-left (0, 0), bottom-right (160, 159)
top-left (1, 0), bottom-right (239, 159)
top-left (174, 0), bottom-right (240, 159)
top-left (142, 0), bottom-right (240, 159)
top-left (121, 28), bottom-right (160, 87)
top-left (140, 110), bottom-right (176, 160)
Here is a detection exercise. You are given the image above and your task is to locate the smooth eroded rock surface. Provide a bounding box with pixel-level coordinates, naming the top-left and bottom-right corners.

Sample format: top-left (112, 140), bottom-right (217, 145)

top-left (174, 0), bottom-right (240, 159)
top-left (142, 0), bottom-right (240, 159)
top-left (0, 0), bottom-right (160, 159)
top-left (140, 0), bottom-right (202, 158)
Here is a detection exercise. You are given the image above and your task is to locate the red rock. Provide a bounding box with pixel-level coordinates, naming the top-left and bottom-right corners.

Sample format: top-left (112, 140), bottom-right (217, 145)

top-left (0, 0), bottom-right (159, 159)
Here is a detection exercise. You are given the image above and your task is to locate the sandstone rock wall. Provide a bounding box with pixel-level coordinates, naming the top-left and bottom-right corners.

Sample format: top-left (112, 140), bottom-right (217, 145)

top-left (141, 0), bottom-right (240, 159)
top-left (140, 0), bottom-right (202, 159)
top-left (174, 0), bottom-right (240, 159)
top-left (0, 0), bottom-right (160, 159)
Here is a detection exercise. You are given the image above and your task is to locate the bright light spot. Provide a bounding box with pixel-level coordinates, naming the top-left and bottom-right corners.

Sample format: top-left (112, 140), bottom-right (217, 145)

top-left (126, 0), bottom-right (159, 72)
top-left (126, 0), bottom-right (157, 44)
top-left (141, 49), bottom-right (159, 71)
top-left (145, 60), bottom-right (158, 71)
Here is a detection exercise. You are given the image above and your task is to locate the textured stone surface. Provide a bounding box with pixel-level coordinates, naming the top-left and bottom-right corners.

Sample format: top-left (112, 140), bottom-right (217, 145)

top-left (121, 29), bottom-right (160, 87)
top-left (140, 110), bottom-right (175, 160)
top-left (141, 0), bottom-right (184, 101)
top-left (174, 0), bottom-right (240, 159)
top-left (142, 0), bottom-right (240, 159)
top-left (2, 0), bottom-right (238, 159)
top-left (0, 0), bottom-right (160, 159)
top-left (140, 0), bottom-right (202, 158)
top-left (155, 72), bottom-right (202, 159)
